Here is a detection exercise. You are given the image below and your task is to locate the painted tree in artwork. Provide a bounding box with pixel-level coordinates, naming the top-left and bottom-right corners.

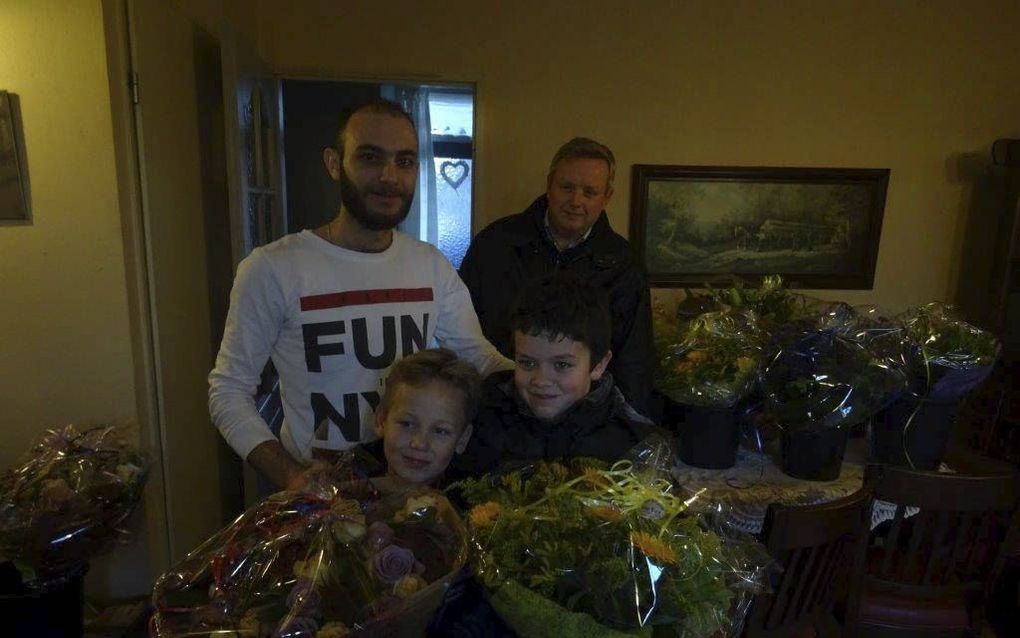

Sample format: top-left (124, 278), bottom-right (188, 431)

top-left (645, 183), bottom-right (708, 271)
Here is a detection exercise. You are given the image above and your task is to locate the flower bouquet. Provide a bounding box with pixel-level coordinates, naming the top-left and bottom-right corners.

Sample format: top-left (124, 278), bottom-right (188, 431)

top-left (151, 478), bottom-right (467, 637)
top-left (0, 425), bottom-right (148, 586)
top-left (655, 310), bottom-right (762, 469)
top-left (870, 302), bottom-right (999, 469)
top-left (760, 330), bottom-right (908, 480)
top-left (701, 275), bottom-right (827, 342)
top-left (455, 438), bottom-right (768, 638)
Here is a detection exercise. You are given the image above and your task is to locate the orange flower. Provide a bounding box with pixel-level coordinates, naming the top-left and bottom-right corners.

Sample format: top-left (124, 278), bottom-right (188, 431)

top-left (581, 467), bottom-right (609, 487)
top-left (630, 531), bottom-right (678, 565)
top-left (469, 501), bottom-right (503, 529)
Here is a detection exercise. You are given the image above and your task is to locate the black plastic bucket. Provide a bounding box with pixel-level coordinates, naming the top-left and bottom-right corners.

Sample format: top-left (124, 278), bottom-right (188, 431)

top-left (871, 395), bottom-right (958, 470)
top-left (676, 403), bottom-right (740, 469)
top-left (780, 428), bottom-right (849, 481)
top-left (0, 561), bottom-right (86, 638)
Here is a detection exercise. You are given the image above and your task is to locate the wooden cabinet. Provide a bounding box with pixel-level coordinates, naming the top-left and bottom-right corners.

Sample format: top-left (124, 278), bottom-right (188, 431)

top-left (958, 139), bottom-right (1020, 464)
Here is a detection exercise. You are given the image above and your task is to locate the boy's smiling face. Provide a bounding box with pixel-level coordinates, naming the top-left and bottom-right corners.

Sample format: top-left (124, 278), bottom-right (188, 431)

top-left (513, 330), bottom-right (611, 422)
top-left (375, 379), bottom-right (472, 486)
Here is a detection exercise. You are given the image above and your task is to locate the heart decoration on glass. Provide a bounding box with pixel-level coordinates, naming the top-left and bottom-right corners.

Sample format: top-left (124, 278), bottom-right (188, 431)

top-left (440, 160), bottom-right (469, 190)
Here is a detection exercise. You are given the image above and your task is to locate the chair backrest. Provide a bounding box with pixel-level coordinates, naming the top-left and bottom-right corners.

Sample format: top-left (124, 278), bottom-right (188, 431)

top-left (853, 464), bottom-right (1020, 600)
top-left (743, 488), bottom-right (872, 638)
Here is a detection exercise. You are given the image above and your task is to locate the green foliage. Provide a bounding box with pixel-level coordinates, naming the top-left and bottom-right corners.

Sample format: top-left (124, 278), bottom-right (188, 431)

top-left (902, 302), bottom-right (998, 370)
top-left (455, 461), bottom-right (751, 638)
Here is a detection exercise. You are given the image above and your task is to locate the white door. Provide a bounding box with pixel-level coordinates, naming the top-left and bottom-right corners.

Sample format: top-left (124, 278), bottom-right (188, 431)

top-left (126, 0), bottom-right (234, 560)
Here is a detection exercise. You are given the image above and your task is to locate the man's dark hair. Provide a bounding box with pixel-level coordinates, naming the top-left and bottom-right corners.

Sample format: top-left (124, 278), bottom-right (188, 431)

top-left (334, 98), bottom-right (416, 157)
top-left (511, 273), bottom-right (612, 367)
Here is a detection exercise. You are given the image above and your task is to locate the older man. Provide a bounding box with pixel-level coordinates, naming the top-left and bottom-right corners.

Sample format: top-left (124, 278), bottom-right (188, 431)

top-left (209, 99), bottom-right (509, 491)
top-left (459, 137), bottom-right (653, 415)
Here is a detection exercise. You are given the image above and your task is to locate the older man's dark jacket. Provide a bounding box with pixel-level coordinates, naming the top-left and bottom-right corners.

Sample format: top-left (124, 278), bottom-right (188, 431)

top-left (458, 195), bottom-right (654, 415)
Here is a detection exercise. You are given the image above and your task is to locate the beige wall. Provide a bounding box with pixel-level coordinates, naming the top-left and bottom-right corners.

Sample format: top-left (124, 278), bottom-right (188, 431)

top-left (0, 0), bottom-right (157, 597)
top-left (0, 2), bottom-right (137, 467)
top-left (255, 0), bottom-right (1020, 311)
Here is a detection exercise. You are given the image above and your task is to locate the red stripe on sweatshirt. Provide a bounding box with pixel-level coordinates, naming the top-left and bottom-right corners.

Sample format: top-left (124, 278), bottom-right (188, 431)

top-left (300, 287), bottom-right (434, 311)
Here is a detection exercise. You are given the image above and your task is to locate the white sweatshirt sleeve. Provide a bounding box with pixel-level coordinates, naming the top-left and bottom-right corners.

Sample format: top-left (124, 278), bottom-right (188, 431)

top-left (208, 250), bottom-right (287, 460)
top-left (432, 253), bottom-right (514, 376)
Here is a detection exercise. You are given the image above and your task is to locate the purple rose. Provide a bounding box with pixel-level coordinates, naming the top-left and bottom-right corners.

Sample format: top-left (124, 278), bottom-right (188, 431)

top-left (274, 615), bottom-right (319, 638)
top-left (285, 578), bottom-right (321, 616)
top-left (363, 521), bottom-right (394, 552)
top-left (372, 544), bottom-right (423, 584)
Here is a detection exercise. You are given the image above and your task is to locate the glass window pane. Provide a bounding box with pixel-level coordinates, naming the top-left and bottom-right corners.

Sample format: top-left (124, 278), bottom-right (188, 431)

top-left (428, 92), bottom-right (473, 137)
top-left (434, 157), bottom-right (472, 269)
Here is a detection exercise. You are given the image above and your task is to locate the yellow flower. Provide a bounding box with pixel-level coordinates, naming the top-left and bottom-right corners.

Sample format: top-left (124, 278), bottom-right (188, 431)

top-left (393, 574), bottom-right (428, 599)
top-left (239, 609), bottom-right (263, 635)
top-left (331, 497), bottom-right (362, 518)
top-left (318, 621), bottom-right (351, 638)
top-left (630, 531), bottom-right (678, 565)
top-left (586, 505), bottom-right (623, 522)
top-left (735, 356), bottom-right (756, 373)
top-left (469, 501), bottom-right (503, 529)
top-left (332, 518), bottom-right (366, 543)
top-left (292, 556), bottom-right (329, 585)
top-left (394, 494), bottom-right (439, 522)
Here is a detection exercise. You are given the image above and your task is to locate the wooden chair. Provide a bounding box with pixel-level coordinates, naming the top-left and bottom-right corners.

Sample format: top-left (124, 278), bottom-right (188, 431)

top-left (845, 464), bottom-right (1020, 638)
top-left (743, 489), bottom-right (872, 638)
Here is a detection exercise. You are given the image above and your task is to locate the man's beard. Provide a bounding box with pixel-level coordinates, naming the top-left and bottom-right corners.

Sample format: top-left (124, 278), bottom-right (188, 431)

top-left (338, 168), bottom-right (414, 231)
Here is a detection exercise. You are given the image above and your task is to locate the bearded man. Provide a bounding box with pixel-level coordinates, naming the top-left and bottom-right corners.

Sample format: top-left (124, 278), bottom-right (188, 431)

top-left (209, 99), bottom-right (509, 491)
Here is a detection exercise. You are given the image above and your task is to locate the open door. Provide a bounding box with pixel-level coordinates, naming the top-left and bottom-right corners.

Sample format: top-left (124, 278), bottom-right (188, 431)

top-left (126, 0), bottom-right (238, 559)
top-left (221, 24), bottom-right (287, 264)
top-left (218, 23), bottom-right (288, 506)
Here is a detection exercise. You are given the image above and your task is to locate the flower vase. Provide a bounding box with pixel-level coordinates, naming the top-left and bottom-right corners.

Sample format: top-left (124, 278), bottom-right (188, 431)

top-left (676, 403), bottom-right (740, 469)
top-left (780, 428), bottom-right (848, 481)
top-left (870, 364), bottom-right (992, 470)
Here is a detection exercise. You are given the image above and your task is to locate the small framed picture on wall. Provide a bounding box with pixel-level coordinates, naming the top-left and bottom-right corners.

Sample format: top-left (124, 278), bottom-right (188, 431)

top-left (0, 91), bottom-right (29, 222)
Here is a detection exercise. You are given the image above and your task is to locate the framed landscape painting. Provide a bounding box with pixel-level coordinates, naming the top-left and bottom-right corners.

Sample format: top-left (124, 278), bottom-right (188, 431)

top-left (629, 165), bottom-right (890, 289)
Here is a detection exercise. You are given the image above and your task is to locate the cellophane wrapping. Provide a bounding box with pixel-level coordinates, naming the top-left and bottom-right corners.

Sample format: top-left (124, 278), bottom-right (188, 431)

top-left (151, 478), bottom-right (467, 638)
top-left (896, 302), bottom-right (999, 397)
top-left (654, 309), bottom-right (763, 408)
top-left (455, 436), bottom-right (770, 638)
top-left (759, 329), bottom-right (908, 433)
top-left (0, 425), bottom-right (148, 586)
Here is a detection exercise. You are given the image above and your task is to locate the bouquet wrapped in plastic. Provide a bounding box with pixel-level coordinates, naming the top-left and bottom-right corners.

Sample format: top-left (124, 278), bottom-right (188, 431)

top-left (760, 330), bottom-right (908, 480)
top-left (455, 437), bottom-right (769, 638)
top-left (869, 303), bottom-right (999, 469)
top-left (654, 309), bottom-right (764, 469)
top-left (899, 302), bottom-right (998, 394)
top-left (151, 478), bottom-right (467, 637)
top-left (656, 310), bottom-right (762, 409)
top-left (0, 425), bottom-right (148, 585)
top-left (702, 275), bottom-right (819, 338)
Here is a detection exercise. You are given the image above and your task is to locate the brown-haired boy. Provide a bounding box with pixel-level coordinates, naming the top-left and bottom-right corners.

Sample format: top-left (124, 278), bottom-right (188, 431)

top-left (452, 273), bottom-right (661, 476)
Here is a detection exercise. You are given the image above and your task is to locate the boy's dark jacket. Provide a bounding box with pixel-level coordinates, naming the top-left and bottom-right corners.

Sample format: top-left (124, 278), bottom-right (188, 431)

top-left (452, 370), bottom-right (664, 478)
